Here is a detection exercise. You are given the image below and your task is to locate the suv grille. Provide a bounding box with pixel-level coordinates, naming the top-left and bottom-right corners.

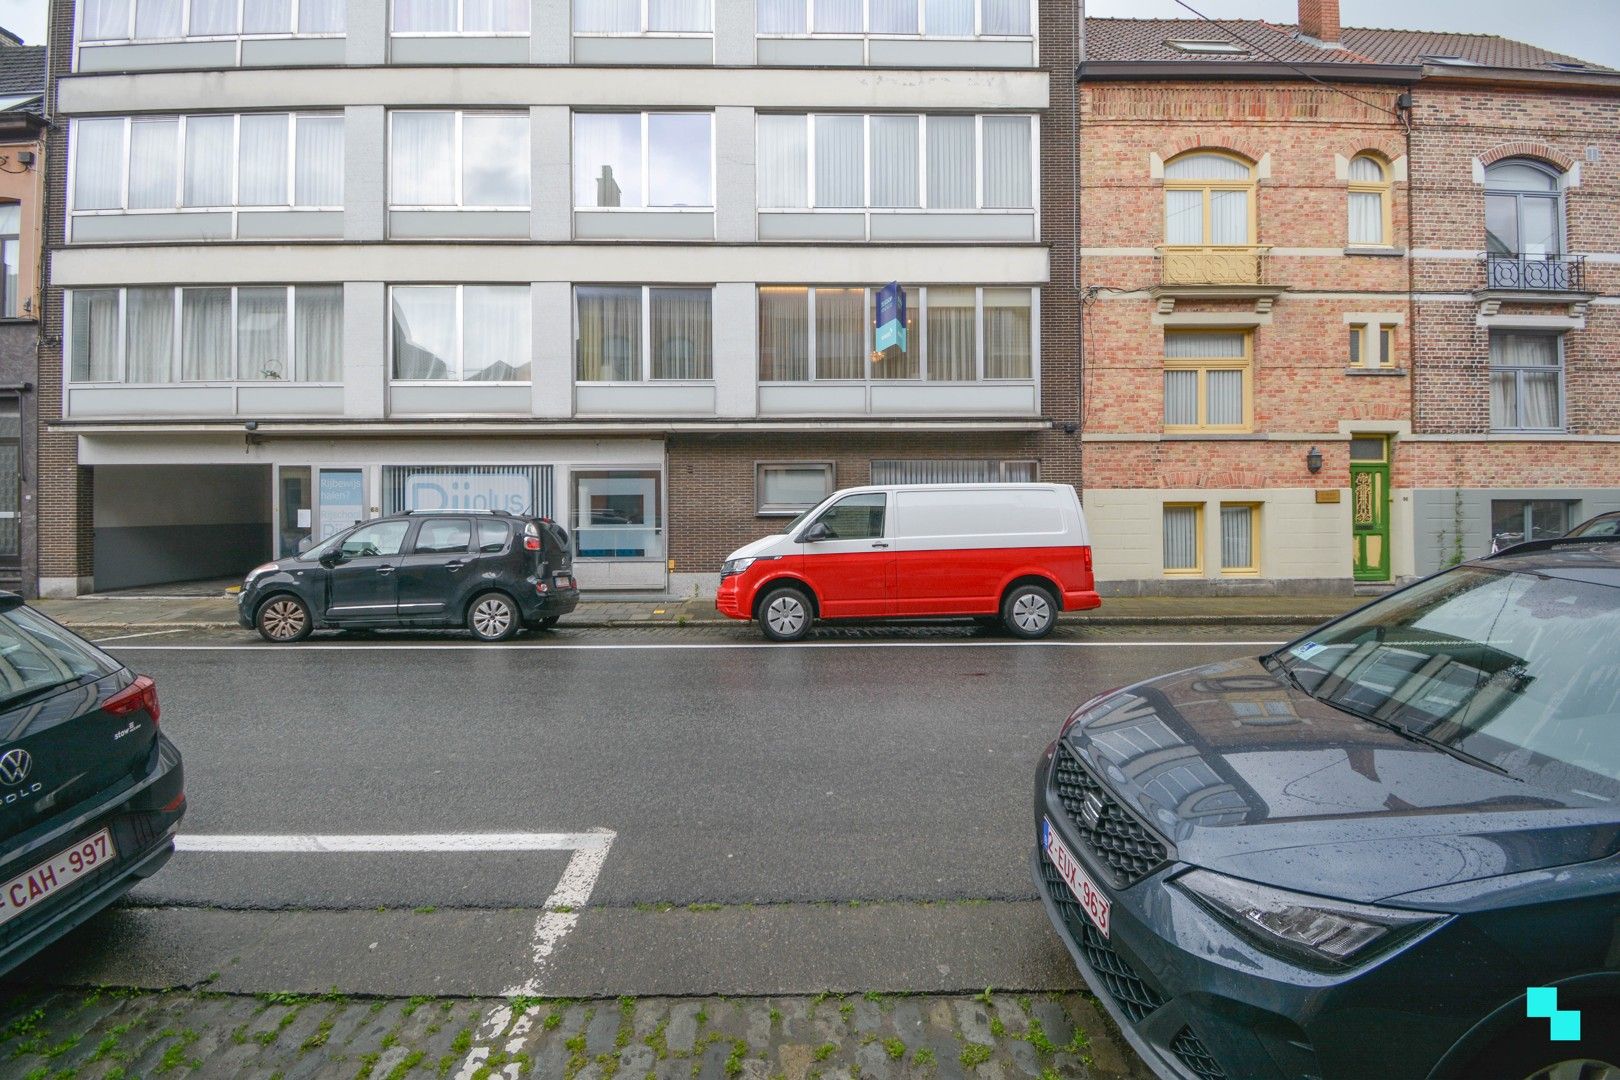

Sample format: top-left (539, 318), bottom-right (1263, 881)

top-left (1038, 851), bottom-right (1165, 1023)
top-left (1053, 743), bottom-right (1168, 886)
top-left (1171, 1027), bottom-right (1227, 1080)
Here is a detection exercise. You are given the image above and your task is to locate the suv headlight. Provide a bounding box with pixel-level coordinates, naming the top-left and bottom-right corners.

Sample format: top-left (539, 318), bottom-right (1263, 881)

top-left (1174, 868), bottom-right (1442, 968)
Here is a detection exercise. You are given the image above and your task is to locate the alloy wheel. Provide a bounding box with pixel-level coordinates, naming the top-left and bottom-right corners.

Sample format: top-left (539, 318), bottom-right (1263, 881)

top-left (1012, 592), bottom-right (1052, 633)
top-left (1526, 1062), bottom-right (1620, 1080)
top-left (766, 594), bottom-right (806, 637)
top-left (261, 599), bottom-right (307, 641)
top-left (471, 597), bottom-right (514, 639)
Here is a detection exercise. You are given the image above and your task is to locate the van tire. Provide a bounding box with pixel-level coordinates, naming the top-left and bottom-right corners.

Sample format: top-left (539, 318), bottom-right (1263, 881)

top-left (758, 585), bottom-right (814, 642)
top-left (468, 591), bottom-right (520, 642)
top-left (1001, 583), bottom-right (1058, 640)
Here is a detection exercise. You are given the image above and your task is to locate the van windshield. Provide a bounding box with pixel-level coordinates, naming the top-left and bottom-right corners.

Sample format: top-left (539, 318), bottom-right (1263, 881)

top-left (780, 508), bottom-right (816, 535)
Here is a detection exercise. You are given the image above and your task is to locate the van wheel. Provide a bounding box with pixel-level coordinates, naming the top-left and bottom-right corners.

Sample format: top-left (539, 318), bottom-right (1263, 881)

top-left (468, 592), bottom-right (519, 642)
top-left (1002, 584), bottom-right (1057, 640)
top-left (758, 586), bottom-right (814, 642)
top-left (257, 595), bottom-right (312, 643)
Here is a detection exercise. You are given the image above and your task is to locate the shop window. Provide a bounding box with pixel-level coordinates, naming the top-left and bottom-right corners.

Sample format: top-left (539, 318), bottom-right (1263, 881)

top-left (1163, 503), bottom-right (1204, 575)
top-left (757, 463), bottom-right (835, 515)
top-left (1491, 500), bottom-right (1577, 552)
top-left (574, 471), bottom-right (665, 560)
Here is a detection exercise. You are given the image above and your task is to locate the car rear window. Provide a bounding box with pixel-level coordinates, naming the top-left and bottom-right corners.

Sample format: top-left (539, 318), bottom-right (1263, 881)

top-left (477, 519), bottom-right (511, 551)
top-left (0, 606), bottom-right (120, 715)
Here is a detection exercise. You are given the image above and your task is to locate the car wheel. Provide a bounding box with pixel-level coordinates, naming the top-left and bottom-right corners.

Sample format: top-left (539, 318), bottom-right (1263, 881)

top-left (257, 595), bottom-right (312, 643)
top-left (758, 586), bottom-right (813, 643)
top-left (1453, 1003), bottom-right (1620, 1080)
top-left (468, 592), bottom-right (519, 642)
top-left (1001, 584), bottom-right (1057, 639)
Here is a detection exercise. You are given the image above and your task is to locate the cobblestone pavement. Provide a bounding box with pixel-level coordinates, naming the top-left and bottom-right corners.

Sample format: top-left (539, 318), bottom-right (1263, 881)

top-left (0, 989), bottom-right (1151, 1080)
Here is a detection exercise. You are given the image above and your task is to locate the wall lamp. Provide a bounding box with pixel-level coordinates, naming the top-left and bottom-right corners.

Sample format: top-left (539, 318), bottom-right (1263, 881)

top-left (1306, 446), bottom-right (1324, 474)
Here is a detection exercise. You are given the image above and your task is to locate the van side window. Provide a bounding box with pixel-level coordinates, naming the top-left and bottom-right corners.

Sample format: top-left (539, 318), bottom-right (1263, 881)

top-left (810, 494), bottom-right (886, 540)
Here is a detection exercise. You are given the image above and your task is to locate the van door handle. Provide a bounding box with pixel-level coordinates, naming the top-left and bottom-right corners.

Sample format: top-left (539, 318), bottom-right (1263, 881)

top-left (871, 542), bottom-right (890, 549)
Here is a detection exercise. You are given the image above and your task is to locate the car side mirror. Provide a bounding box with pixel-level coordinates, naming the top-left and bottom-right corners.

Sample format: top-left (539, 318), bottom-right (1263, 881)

top-left (319, 550), bottom-right (344, 568)
top-left (802, 521), bottom-right (831, 542)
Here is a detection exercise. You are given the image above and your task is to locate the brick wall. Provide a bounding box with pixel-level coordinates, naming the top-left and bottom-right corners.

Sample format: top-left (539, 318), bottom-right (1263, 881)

top-left (1038, 0), bottom-right (1081, 485)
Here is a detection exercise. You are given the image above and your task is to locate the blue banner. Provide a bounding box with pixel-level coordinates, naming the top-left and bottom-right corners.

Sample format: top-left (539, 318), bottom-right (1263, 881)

top-left (873, 281), bottom-right (908, 357)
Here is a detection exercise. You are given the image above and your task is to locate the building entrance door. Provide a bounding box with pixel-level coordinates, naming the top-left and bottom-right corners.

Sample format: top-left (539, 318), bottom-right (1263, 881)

top-left (1350, 436), bottom-right (1391, 582)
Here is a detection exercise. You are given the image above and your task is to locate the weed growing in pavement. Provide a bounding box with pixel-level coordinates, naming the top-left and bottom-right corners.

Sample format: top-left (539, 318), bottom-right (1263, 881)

top-left (384, 1050), bottom-right (424, 1080)
top-left (724, 1038), bottom-right (749, 1077)
top-left (913, 1047), bottom-right (936, 1067)
top-left (413, 906), bottom-right (437, 915)
top-left (354, 1050), bottom-right (381, 1080)
top-left (544, 1005), bottom-right (567, 1031)
top-left (838, 1000), bottom-right (855, 1023)
top-left (401, 996), bottom-right (432, 1017)
top-left (693, 1008), bottom-right (708, 1028)
top-left (1016, 995), bottom-right (1033, 1016)
top-left (1026, 1017), bottom-right (1055, 1053)
top-left (975, 987), bottom-right (994, 1006)
top-left (959, 1043), bottom-right (992, 1068)
top-left (884, 1037), bottom-right (906, 1060)
top-left (767, 1008), bottom-right (782, 1026)
top-left (989, 1016), bottom-right (1007, 1038)
top-left (686, 903), bottom-right (722, 912)
top-left (812, 1043), bottom-right (836, 1061)
top-left (449, 1026), bottom-right (474, 1054)
top-left (155, 1029), bottom-right (200, 1073)
top-left (644, 1017), bottom-right (670, 1059)
top-left (435, 1052), bottom-right (457, 1077)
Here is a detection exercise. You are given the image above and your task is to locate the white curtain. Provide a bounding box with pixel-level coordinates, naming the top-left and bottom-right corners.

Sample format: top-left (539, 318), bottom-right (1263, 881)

top-left (573, 113), bottom-right (643, 208)
top-left (82, 0), bottom-right (131, 40)
top-left (125, 288), bottom-right (175, 382)
top-left (187, 0), bottom-right (237, 34)
top-left (128, 118), bottom-right (178, 209)
top-left (870, 115), bottom-right (919, 208)
top-left (758, 287), bottom-right (809, 380)
top-left (813, 115), bottom-right (863, 207)
top-left (1166, 331), bottom-right (1244, 359)
top-left (758, 0), bottom-right (805, 33)
top-left (74, 119), bottom-right (125, 210)
top-left (465, 0), bottom-right (531, 31)
top-left (295, 286), bottom-right (343, 381)
top-left (464, 286), bottom-right (532, 381)
top-left (1209, 189), bottom-right (1248, 244)
top-left (1349, 191), bottom-right (1383, 245)
top-left (391, 112), bottom-right (456, 205)
top-left (1164, 189), bottom-right (1202, 244)
top-left (395, 0), bottom-right (457, 31)
top-left (462, 114), bottom-right (530, 206)
top-left (813, 0), bottom-right (861, 31)
top-left (1163, 370), bottom-right (1197, 426)
top-left (926, 115), bottom-right (974, 209)
top-left (983, 288), bottom-right (1031, 378)
top-left (871, 0), bottom-right (917, 33)
top-left (1163, 506), bottom-right (1199, 571)
top-left (1206, 370), bottom-right (1244, 426)
top-left (391, 287), bottom-right (457, 380)
top-left (299, 0), bottom-right (345, 32)
top-left (243, 0), bottom-right (291, 33)
top-left (815, 287), bottom-right (865, 379)
top-left (183, 115), bottom-right (234, 207)
top-left (575, 0), bottom-right (639, 32)
top-left (650, 0), bottom-right (711, 31)
top-left (651, 288), bottom-right (713, 379)
top-left (1492, 332), bottom-right (1561, 429)
top-left (1165, 153), bottom-right (1251, 180)
top-left (1349, 156), bottom-right (1384, 182)
top-left (238, 113), bottom-right (289, 206)
top-left (181, 288), bottom-right (232, 380)
top-left (982, 0), bottom-right (1030, 34)
top-left (757, 115), bottom-right (808, 208)
top-left (237, 287), bottom-right (289, 380)
top-left (925, 286), bottom-right (975, 381)
top-left (576, 287), bottom-right (643, 381)
top-left (1220, 506), bottom-right (1253, 570)
top-left (71, 291), bottom-right (122, 381)
top-left (1490, 371), bottom-right (1517, 430)
top-left (982, 115), bottom-right (1031, 208)
top-left (135, 0), bottom-right (182, 38)
top-left (295, 115), bottom-right (344, 206)
top-left (647, 113), bottom-right (711, 207)
top-left (924, 0), bottom-right (971, 35)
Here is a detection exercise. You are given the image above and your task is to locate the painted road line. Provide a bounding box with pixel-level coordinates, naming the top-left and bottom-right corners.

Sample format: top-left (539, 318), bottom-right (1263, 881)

top-left (108, 639), bottom-right (1289, 652)
top-left (174, 833), bottom-right (613, 854)
top-left (90, 628), bottom-right (189, 643)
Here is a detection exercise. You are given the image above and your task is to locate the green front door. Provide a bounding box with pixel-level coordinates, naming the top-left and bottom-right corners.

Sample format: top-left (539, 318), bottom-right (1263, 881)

top-left (1350, 436), bottom-right (1391, 581)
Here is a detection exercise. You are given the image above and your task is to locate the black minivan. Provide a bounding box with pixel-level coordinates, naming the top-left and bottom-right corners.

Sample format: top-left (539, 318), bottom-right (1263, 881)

top-left (237, 510), bottom-right (579, 643)
top-left (1, 594), bottom-right (184, 979)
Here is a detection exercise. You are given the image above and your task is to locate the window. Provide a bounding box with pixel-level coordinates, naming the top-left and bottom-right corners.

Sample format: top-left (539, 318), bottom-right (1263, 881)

top-left (1490, 330), bottom-right (1563, 431)
top-left (477, 518), bottom-right (512, 551)
top-left (390, 112), bottom-right (529, 208)
top-left (1490, 500), bottom-right (1576, 550)
top-left (757, 0), bottom-right (1030, 35)
top-left (756, 286), bottom-right (1034, 382)
top-left (0, 204), bottom-right (19, 319)
top-left (1349, 324), bottom-right (1396, 368)
top-left (391, 285), bottom-right (532, 382)
top-left (757, 463), bottom-right (835, 515)
top-left (576, 286), bottom-right (713, 381)
top-left (1485, 159), bottom-right (1569, 289)
top-left (574, 0), bottom-right (712, 33)
top-left (1163, 152), bottom-right (1254, 246)
top-left (413, 518), bottom-right (473, 554)
top-left (1348, 154), bottom-right (1390, 247)
top-left (574, 471), bottom-right (664, 560)
top-left (756, 113), bottom-right (1032, 211)
top-left (871, 459), bottom-right (1036, 483)
top-left (68, 285), bottom-right (342, 383)
top-left (574, 113), bottom-right (713, 209)
top-left (811, 492), bottom-right (886, 540)
top-left (1164, 331), bottom-right (1250, 432)
top-left (81, 0), bottom-right (345, 39)
top-left (1165, 38), bottom-right (1248, 54)
top-left (394, 0), bottom-right (529, 32)
top-left (339, 520), bottom-right (411, 559)
top-left (1163, 504), bottom-right (1203, 574)
top-left (1220, 504), bottom-right (1258, 574)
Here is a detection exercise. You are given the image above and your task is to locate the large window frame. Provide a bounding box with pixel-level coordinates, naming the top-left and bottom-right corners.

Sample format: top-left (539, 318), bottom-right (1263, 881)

top-left (388, 110), bottom-right (532, 212)
top-left (389, 284), bottom-right (534, 385)
top-left (1163, 329), bottom-right (1253, 434)
top-left (77, 0), bottom-right (345, 43)
top-left (574, 285), bottom-right (716, 384)
top-left (572, 112), bottom-right (716, 212)
top-left (756, 0), bottom-right (1036, 38)
top-left (1485, 158), bottom-right (1565, 259)
top-left (572, 0), bottom-right (715, 36)
top-left (391, 0), bottom-right (530, 34)
top-left (756, 462), bottom-right (836, 516)
top-left (1489, 329), bottom-right (1565, 433)
top-left (1162, 150), bottom-right (1257, 247)
top-left (1347, 152), bottom-right (1392, 248)
top-left (571, 469), bottom-right (667, 563)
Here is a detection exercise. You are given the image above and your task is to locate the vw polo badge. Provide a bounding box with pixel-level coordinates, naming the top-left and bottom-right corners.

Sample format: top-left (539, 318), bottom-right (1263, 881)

top-left (0, 749), bottom-right (32, 787)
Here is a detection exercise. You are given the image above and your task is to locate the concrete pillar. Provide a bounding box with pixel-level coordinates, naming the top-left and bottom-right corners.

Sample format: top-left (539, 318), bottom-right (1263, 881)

top-left (532, 281), bottom-right (574, 418)
top-left (714, 106), bottom-right (755, 243)
top-left (532, 0), bottom-right (571, 63)
top-left (343, 106), bottom-right (387, 242)
top-left (532, 106), bottom-right (572, 241)
top-left (714, 0), bottom-right (757, 66)
top-left (344, 0), bottom-right (388, 65)
top-left (343, 282), bottom-right (388, 419)
top-left (712, 282), bottom-right (757, 418)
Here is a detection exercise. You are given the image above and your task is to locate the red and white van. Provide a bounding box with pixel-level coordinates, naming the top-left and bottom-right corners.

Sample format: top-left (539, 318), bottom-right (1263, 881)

top-left (714, 483), bottom-right (1100, 641)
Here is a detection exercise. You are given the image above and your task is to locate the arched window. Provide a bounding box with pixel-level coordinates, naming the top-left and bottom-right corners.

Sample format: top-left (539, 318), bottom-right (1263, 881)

top-left (1163, 152), bottom-right (1255, 247)
top-left (1347, 154), bottom-right (1390, 246)
top-left (1485, 159), bottom-right (1562, 257)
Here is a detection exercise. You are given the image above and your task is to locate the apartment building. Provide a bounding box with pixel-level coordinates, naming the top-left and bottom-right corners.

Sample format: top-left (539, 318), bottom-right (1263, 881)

top-left (41, 0), bottom-right (1077, 596)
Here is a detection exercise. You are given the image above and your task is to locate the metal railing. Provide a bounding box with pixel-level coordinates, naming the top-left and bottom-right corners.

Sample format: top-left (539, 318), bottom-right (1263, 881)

top-left (1483, 252), bottom-right (1587, 292)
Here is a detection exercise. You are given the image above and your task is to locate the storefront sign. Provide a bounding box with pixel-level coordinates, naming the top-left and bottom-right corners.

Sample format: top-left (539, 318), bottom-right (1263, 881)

top-left (317, 470), bottom-right (365, 540)
top-left (406, 472), bottom-right (531, 515)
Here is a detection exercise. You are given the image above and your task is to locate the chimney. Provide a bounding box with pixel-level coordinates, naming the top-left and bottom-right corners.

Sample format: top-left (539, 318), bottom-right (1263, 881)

top-left (1298, 0), bottom-right (1341, 46)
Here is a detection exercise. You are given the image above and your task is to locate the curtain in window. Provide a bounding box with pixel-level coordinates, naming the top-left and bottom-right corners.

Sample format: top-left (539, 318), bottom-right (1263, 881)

top-left (576, 287), bottom-right (642, 381)
top-left (237, 288), bottom-right (289, 380)
top-left (983, 288), bottom-right (1031, 379)
top-left (757, 115), bottom-right (808, 208)
top-left (1163, 370), bottom-right (1197, 426)
top-left (395, 0), bottom-right (456, 31)
top-left (1348, 156), bottom-right (1383, 182)
top-left (870, 116), bottom-right (919, 208)
top-left (1165, 154), bottom-right (1251, 181)
top-left (299, 0), bottom-right (346, 32)
top-left (462, 114), bottom-right (530, 206)
top-left (1163, 507), bottom-right (1199, 571)
top-left (648, 114), bottom-right (712, 207)
top-left (575, 0), bottom-right (639, 32)
top-left (926, 115), bottom-right (975, 210)
top-left (1209, 189), bottom-right (1247, 244)
top-left (813, 0), bottom-right (861, 31)
top-left (391, 287), bottom-right (457, 380)
top-left (758, 0), bottom-right (805, 33)
top-left (464, 0), bottom-right (531, 31)
top-left (924, 0), bottom-right (971, 35)
top-left (183, 115), bottom-right (234, 207)
top-left (816, 287), bottom-right (865, 379)
top-left (1349, 191), bottom-right (1383, 245)
top-left (651, 288), bottom-right (713, 380)
top-left (295, 286), bottom-right (343, 381)
top-left (126, 288), bottom-right (174, 383)
top-left (74, 120), bottom-right (125, 210)
top-left (758, 287), bottom-right (809, 381)
top-left (135, 0), bottom-right (182, 38)
top-left (238, 114), bottom-right (289, 206)
top-left (83, 0), bottom-right (131, 40)
top-left (71, 292), bottom-right (122, 381)
top-left (128, 118), bottom-right (178, 209)
top-left (295, 115), bottom-right (344, 206)
top-left (180, 289), bottom-right (232, 380)
top-left (1492, 331), bottom-right (1561, 429)
top-left (925, 287), bottom-right (975, 381)
top-left (1165, 332), bottom-right (1244, 359)
top-left (982, 0), bottom-right (1029, 34)
top-left (573, 113), bottom-right (643, 208)
top-left (814, 115), bottom-right (863, 208)
top-left (870, 0), bottom-right (917, 33)
top-left (1164, 189), bottom-right (1202, 245)
top-left (391, 112), bottom-right (456, 205)
top-left (1220, 506), bottom-right (1252, 569)
top-left (462, 286), bottom-right (531, 381)
top-left (982, 116), bottom-right (1031, 208)
top-left (1206, 370), bottom-right (1244, 426)
top-left (243, 0), bottom-right (291, 34)
top-left (187, 0), bottom-right (237, 35)
top-left (870, 286), bottom-right (918, 378)
top-left (649, 0), bottom-right (712, 31)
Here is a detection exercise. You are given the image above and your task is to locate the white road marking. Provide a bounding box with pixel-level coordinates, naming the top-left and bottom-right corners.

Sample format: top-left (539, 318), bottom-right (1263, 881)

top-left (107, 639), bottom-right (1289, 652)
top-left (174, 832), bottom-right (611, 854)
top-left (90, 628), bottom-right (189, 643)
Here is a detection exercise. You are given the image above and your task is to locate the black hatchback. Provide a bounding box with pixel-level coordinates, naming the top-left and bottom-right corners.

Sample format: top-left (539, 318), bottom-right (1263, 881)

top-left (1, 593), bottom-right (184, 979)
top-left (237, 510), bottom-right (579, 643)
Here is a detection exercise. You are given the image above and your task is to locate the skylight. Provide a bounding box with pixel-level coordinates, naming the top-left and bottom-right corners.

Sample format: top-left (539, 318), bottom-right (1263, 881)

top-left (1166, 39), bottom-right (1250, 55)
top-left (1422, 55), bottom-right (1483, 67)
top-left (1547, 61), bottom-right (1589, 70)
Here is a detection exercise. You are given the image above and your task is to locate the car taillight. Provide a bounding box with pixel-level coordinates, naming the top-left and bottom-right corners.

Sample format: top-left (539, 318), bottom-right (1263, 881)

top-left (524, 536), bottom-right (541, 551)
top-left (105, 674), bottom-right (160, 726)
top-left (535, 581), bottom-right (549, 595)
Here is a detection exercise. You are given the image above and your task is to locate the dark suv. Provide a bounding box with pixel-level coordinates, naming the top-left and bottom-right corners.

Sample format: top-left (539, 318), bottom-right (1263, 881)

top-left (238, 510), bottom-right (579, 643)
top-left (1, 594), bottom-right (184, 979)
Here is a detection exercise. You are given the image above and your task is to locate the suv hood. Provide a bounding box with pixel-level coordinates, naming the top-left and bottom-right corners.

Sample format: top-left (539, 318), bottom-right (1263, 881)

top-left (1065, 659), bottom-right (1620, 902)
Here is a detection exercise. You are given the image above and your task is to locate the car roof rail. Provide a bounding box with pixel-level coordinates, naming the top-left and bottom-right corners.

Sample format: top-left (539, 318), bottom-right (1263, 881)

top-left (1486, 535), bottom-right (1620, 559)
top-left (404, 508), bottom-right (504, 516)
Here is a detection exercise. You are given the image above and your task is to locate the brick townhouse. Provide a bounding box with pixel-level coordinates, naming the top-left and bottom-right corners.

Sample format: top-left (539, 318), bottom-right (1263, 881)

top-left (1078, 1), bottom-right (1620, 594)
top-left (37, 0), bottom-right (1077, 597)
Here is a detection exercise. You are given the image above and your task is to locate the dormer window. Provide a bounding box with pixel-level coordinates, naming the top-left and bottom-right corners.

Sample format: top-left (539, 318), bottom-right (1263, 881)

top-left (1165, 39), bottom-right (1249, 55)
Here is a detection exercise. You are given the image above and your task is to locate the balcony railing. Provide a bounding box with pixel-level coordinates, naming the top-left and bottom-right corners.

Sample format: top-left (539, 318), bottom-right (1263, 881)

top-left (1483, 252), bottom-right (1587, 293)
top-left (1157, 245), bottom-right (1270, 287)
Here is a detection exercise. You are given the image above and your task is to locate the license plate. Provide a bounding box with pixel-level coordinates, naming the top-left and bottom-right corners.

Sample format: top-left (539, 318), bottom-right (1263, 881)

top-left (0, 829), bottom-right (117, 928)
top-left (1044, 817), bottom-right (1111, 938)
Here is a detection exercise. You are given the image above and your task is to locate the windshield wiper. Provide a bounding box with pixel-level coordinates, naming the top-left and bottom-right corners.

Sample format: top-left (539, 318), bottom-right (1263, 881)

top-left (1320, 697), bottom-right (1519, 780)
top-left (1263, 652), bottom-right (1315, 698)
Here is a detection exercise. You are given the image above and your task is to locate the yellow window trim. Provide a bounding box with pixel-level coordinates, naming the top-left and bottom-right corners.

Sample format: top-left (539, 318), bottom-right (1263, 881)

top-left (1163, 502), bottom-right (1205, 576)
top-left (1219, 502), bottom-right (1261, 575)
top-left (1163, 328), bottom-right (1254, 433)
top-left (1349, 323), bottom-right (1399, 369)
top-left (1348, 153), bottom-right (1394, 248)
top-left (1163, 151), bottom-right (1258, 246)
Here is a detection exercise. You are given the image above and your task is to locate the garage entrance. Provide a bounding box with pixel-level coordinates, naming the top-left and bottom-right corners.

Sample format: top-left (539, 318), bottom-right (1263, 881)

top-left (92, 464), bottom-right (272, 592)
